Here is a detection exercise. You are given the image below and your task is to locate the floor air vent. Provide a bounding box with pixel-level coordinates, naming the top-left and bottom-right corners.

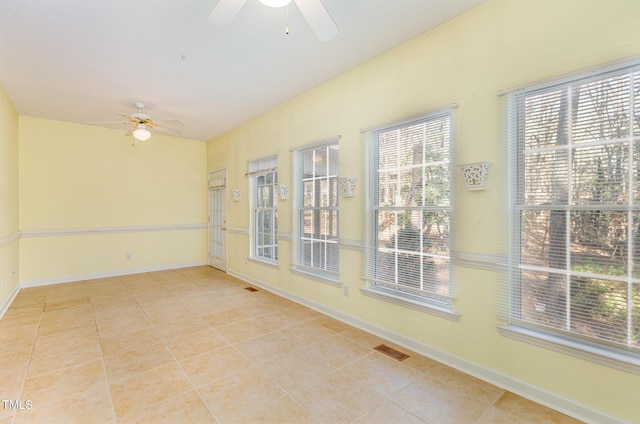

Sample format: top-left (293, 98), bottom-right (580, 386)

top-left (374, 344), bottom-right (410, 361)
top-left (243, 287), bottom-right (259, 292)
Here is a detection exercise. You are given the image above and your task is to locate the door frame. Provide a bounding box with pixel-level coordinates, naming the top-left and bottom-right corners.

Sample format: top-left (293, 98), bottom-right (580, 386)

top-left (208, 168), bottom-right (227, 271)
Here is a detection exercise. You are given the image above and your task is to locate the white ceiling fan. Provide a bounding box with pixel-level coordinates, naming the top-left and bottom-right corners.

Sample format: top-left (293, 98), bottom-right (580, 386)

top-left (207, 0), bottom-right (339, 41)
top-left (90, 102), bottom-right (183, 143)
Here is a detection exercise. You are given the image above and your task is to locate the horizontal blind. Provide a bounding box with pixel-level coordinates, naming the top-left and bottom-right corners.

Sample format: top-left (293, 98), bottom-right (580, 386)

top-left (247, 155), bottom-right (278, 176)
top-left (500, 62), bottom-right (640, 353)
top-left (294, 140), bottom-right (340, 275)
top-left (364, 110), bottom-right (453, 305)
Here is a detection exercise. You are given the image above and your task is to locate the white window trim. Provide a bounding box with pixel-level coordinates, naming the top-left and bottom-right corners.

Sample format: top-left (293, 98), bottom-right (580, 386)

top-left (363, 108), bottom-right (457, 316)
top-left (500, 59), bottom-right (640, 369)
top-left (292, 138), bottom-right (341, 282)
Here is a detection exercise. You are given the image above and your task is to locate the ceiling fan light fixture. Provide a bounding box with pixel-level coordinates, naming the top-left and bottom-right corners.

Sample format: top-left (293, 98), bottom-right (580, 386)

top-left (259, 0), bottom-right (292, 7)
top-left (133, 124), bottom-right (151, 141)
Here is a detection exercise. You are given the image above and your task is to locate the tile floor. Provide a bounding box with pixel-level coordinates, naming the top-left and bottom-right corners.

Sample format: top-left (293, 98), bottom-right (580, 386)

top-left (0, 266), bottom-right (583, 423)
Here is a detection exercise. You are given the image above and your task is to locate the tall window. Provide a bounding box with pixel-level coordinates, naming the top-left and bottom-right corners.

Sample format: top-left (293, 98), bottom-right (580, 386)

top-left (249, 155), bottom-right (278, 262)
top-left (366, 111), bottom-right (453, 306)
top-left (295, 140), bottom-right (340, 279)
top-left (506, 64), bottom-right (640, 354)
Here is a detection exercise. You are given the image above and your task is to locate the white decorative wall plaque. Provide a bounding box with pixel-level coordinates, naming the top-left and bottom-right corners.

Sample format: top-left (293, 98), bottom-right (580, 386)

top-left (458, 161), bottom-right (491, 191)
top-left (338, 177), bottom-right (356, 197)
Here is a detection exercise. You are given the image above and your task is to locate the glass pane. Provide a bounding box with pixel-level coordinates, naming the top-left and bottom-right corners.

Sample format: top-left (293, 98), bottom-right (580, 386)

top-left (524, 149), bottom-right (569, 206)
top-left (320, 179), bottom-right (328, 207)
top-left (377, 210), bottom-right (398, 250)
top-left (397, 168), bottom-right (421, 207)
top-left (635, 71), bottom-right (640, 136)
top-left (302, 209), bottom-right (313, 236)
top-left (303, 150), bottom-right (314, 175)
top-left (520, 269), bottom-right (568, 330)
top-left (572, 74), bottom-right (630, 143)
top-left (424, 211), bottom-right (450, 256)
top-left (570, 211), bottom-right (628, 277)
top-left (632, 283), bottom-right (640, 348)
top-left (424, 118), bottom-right (450, 163)
top-left (303, 181), bottom-right (314, 207)
top-left (521, 209), bottom-right (567, 269)
top-left (378, 131), bottom-right (399, 170)
top-left (570, 276), bottom-right (628, 344)
top-left (524, 89), bottom-right (567, 150)
top-left (378, 171), bottom-right (397, 207)
top-left (328, 144), bottom-right (339, 176)
top-left (423, 164), bottom-right (450, 206)
top-left (572, 143), bottom-right (629, 205)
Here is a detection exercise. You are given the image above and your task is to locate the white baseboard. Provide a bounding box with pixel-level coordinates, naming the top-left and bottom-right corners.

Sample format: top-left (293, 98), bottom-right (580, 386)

top-left (20, 261), bottom-right (208, 288)
top-left (0, 285), bottom-right (21, 320)
top-left (227, 268), bottom-right (626, 424)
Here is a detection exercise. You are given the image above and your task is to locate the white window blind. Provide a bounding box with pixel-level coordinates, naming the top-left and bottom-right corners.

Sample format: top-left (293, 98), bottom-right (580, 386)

top-left (294, 140), bottom-right (340, 278)
top-left (365, 110), bottom-right (453, 305)
top-left (250, 155), bottom-right (278, 262)
top-left (503, 63), bottom-right (640, 354)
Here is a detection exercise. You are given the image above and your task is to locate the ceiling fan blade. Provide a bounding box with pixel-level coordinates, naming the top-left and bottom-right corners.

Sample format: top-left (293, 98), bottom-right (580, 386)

top-left (206, 0), bottom-right (248, 27)
top-left (154, 119), bottom-right (184, 127)
top-left (294, 0), bottom-right (339, 41)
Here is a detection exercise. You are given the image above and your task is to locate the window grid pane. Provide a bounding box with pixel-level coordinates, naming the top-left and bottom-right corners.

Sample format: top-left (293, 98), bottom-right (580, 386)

top-left (254, 170), bottom-right (278, 261)
top-left (370, 113), bottom-right (452, 304)
top-left (513, 68), bottom-right (640, 351)
top-left (298, 142), bottom-right (339, 274)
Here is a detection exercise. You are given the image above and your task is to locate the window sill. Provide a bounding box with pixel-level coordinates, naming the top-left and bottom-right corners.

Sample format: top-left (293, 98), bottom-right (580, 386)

top-left (497, 325), bottom-right (640, 376)
top-left (247, 257), bottom-right (279, 270)
top-left (360, 287), bottom-right (460, 322)
top-left (290, 267), bottom-right (342, 288)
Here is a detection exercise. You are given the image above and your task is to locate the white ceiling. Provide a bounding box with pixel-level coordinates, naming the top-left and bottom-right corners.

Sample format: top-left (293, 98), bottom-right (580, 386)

top-left (0, 0), bottom-right (485, 141)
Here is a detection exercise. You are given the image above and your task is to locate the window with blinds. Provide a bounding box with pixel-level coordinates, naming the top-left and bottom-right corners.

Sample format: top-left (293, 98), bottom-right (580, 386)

top-left (505, 63), bottom-right (640, 354)
top-left (295, 140), bottom-right (340, 279)
top-left (248, 155), bottom-right (278, 262)
top-left (365, 110), bottom-right (453, 305)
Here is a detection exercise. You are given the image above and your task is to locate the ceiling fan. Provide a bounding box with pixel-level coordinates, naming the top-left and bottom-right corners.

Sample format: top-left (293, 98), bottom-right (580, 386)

top-left (207, 0), bottom-right (339, 41)
top-left (90, 102), bottom-right (183, 143)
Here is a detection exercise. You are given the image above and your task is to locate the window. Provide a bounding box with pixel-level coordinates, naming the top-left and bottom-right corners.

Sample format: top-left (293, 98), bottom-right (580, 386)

top-left (294, 140), bottom-right (340, 279)
top-left (365, 110), bottom-right (453, 307)
top-left (249, 155), bottom-right (278, 262)
top-left (505, 63), bottom-right (640, 356)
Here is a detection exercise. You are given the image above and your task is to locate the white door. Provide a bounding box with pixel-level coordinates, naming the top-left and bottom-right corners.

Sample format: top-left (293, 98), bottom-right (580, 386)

top-left (208, 170), bottom-right (227, 271)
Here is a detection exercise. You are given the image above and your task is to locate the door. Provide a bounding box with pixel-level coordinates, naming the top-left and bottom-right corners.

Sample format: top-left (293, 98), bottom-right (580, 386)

top-left (208, 169), bottom-right (227, 271)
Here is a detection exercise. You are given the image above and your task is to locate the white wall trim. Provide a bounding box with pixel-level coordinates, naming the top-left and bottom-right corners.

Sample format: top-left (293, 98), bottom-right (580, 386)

top-left (498, 325), bottom-right (640, 376)
top-left (20, 224), bottom-right (206, 238)
top-left (454, 251), bottom-right (505, 272)
top-left (227, 227), bottom-right (249, 235)
top-left (0, 231), bottom-right (20, 248)
top-left (0, 285), bottom-right (21, 320)
top-left (339, 238), bottom-right (364, 252)
top-left (226, 267), bottom-right (626, 424)
top-left (20, 261), bottom-right (207, 288)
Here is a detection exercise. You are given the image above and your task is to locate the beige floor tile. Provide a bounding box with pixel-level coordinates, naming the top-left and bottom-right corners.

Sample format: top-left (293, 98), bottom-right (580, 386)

top-left (95, 310), bottom-right (152, 339)
top-left (493, 392), bottom-right (584, 423)
top-left (0, 379), bottom-right (24, 419)
top-left (340, 326), bottom-right (387, 348)
top-left (10, 288), bottom-right (47, 308)
top-left (109, 363), bottom-right (192, 418)
top-left (476, 406), bottom-right (533, 424)
top-left (198, 366), bottom-right (286, 422)
top-left (401, 350), bottom-right (439, 373)
top-left (118, 390), bottom-right (215, 424)
top-left (164, 329), bottom-right (229, 361)
top-left (391, 373), bottom-right (488, 423)
top-left (215, 318), bottom-right (272, 343)
top-left (201, 307), bottom-right (254, 327)
top-left (0, 354), bottom-right (30, 383)
top-left (153, 316), bottom-right (211, 341)
top-left (99, 327), bottom-right (163, 357)
top-left (353, 400), bottom-right (425, 424)
top-left (143, 304), bottom-right (197, 326)
top-left (21, 359), bottom-right (107, 406)
top-left (84, 277), bottom-right (127, 295)
top-left (315, 315), bottom-right (353, 333)
top-left (259, 346), bottom-right (335, 391)
top-left (234, 331), bottom-right (298, 365)
top-left (259, 306), bottom-right (322, 331)
top-left (180, 346), bottom-right (252, 387)
top-left (305, 333), bottom-right (374, 369)
top-left (28, 333), bottom-right (102, 377)
top-left (342, 351), bottom-right (417, 396)
top-left (289, 370), bottom-right (384, 424)
top-left (14, 383), bottom-right (114, 424)
top-left (3, 303), bottom-right (44, 320)
top-left (38, 303), bottom-right (95, 335)
top-left (90, 291), bottom-right (139, 311)
top-left (425, 363), bottom-right (504, 405)
top-left (279, 320), bottom-right (337, 347)
top-left (104, 342), bottom-right (176, 382)
top-left (235, 394), bottom-right (319, 424)
top-left (43, 296), bottom-right (91, 312)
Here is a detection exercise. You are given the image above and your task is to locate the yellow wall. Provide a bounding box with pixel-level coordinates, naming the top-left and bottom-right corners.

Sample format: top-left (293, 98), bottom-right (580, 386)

top-left (0, 84), bottom-right (20, 310)
top-left (208, 0), bottom-right (640, 422)
top-left (19, 117), bottom-right (208, 283)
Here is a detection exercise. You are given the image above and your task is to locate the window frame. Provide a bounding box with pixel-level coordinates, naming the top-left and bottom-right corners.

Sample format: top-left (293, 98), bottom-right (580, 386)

top-left (502, 61), bottom-right (640, 372)
top-left (249, 157), bottom-right (279, 264)
top-left (363, 109), bottom-right (457, 318)
top-left (292, 139), bottom-right (340, 283)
